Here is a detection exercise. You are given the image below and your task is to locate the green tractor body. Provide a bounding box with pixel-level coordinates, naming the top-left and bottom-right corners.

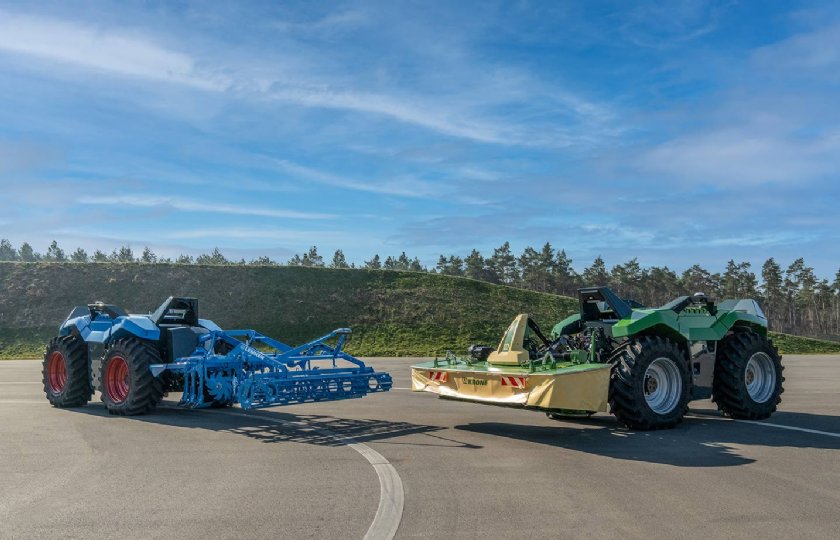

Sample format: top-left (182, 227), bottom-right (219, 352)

top-left (411, 287), bottom-right (784, 430)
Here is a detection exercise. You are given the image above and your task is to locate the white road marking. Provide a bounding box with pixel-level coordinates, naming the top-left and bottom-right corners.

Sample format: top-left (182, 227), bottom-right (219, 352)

top-left (0, 399), bottom-right (50, 404)
top-left (690, 413), bottom-right (840, 439)
top-left (736, 419), bottom-right (840, 439)
top-left (207, 408), bottom-right (404, 540)
top-left (393, 387), bottom-right (411, 390)
top-left (0, 382), bottom-right (42, 385)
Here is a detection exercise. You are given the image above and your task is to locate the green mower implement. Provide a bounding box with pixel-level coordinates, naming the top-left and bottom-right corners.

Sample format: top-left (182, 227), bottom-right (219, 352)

top-left (411, 286), bottom-right (784, 430)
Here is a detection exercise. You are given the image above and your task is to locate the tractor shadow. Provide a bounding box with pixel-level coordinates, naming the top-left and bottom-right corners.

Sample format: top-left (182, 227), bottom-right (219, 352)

top-left (456, 409), bottom-right (840, 467)
top-left (72, 400), bottom-right (480, 449)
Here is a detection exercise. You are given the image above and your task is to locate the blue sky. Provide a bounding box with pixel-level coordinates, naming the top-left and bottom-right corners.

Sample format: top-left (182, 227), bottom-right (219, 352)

top-left (0, 1), bottom-right (838, 274)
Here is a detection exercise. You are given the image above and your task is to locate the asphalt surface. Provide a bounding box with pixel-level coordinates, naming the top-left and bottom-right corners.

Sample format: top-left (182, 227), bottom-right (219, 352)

top-left (1, 355), bottom-right (839, 539)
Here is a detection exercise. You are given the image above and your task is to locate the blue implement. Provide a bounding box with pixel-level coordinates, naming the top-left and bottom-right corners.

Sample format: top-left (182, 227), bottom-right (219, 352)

top-left (152, 328), bottom-right (392, 409)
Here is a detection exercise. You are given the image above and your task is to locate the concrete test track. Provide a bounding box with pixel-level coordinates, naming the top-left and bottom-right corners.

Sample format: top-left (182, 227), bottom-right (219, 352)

top-left (1, 355), bottom-right (839, 539)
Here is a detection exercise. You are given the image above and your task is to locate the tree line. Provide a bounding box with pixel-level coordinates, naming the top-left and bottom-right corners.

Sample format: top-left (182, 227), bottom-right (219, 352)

top-left (2, 239), bottom-right (838, 339)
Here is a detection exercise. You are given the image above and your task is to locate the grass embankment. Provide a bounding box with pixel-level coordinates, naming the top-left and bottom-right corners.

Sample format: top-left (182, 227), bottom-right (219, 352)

top-left (0, 262), bottom-right (576, 359)
top-left (1, 262), bottom-right (838, 359)
top-left (767, 332), bottom-right (840, 355)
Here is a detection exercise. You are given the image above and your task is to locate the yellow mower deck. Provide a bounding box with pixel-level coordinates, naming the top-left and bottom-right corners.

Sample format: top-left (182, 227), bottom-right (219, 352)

top-left (412, 314), bottom-right (612, 412)
top-left (411, 360), bottom-right (610, 412)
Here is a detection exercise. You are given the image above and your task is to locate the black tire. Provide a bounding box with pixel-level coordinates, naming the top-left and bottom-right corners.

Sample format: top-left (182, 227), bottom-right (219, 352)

top-left (42, 335), bottom-right (92, 407)
top-left (100, 337), bottom-right (164, 415)
top-left (713, 330), bottom-right (784, 419)
top-left (609, 336), bottom-right (690, 430)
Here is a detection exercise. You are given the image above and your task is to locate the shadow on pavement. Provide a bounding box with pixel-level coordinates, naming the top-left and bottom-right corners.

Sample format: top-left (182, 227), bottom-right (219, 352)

top-left (456, 410), bottom-right (840, 467)
top-left (70, 401), bottom-right (481, 449)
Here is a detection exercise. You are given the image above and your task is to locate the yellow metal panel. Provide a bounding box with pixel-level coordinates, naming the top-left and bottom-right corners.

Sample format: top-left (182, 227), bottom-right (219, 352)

top-left (487, 313), bottom-right (530, 365)
top-left (411, 365), bottom-right (610, 412)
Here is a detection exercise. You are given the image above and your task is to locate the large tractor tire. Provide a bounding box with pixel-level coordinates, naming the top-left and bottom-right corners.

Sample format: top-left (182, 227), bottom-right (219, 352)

top-left (42, 335), bottom-right (93, 408)
top-left (713, 330), bottom-right (784, 419)
top-left (100, 338), bottom-right (164, 415)
top-left (609, 336), bottom-right (690, 430)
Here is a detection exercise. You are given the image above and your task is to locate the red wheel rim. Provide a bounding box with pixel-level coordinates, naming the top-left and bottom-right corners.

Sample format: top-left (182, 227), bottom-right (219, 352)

top-left (47, 351), bottom-right (67, 394)
top-left (104, 355), bottom-right (130, 404)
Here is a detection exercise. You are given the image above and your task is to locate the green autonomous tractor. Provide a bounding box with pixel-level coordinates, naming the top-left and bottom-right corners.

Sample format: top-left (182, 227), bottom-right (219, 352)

top-left (412, 287), bottom-right (784, 430)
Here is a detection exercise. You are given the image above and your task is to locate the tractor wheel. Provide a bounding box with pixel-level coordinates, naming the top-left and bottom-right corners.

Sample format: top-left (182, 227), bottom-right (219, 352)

top-left (609, 336), bottom-right (690, 430)
top-left (100, 338), bottom-right (164, 415)
top-left (713, 330), bottom-right (784, 419)
top-left (42, 335), bottom-right (93, 407)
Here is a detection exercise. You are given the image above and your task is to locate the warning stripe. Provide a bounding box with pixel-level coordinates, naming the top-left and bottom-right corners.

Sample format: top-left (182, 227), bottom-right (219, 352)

top-left (500, 376), bottom-right (527, 388)
top-left (428, 371), bottom-right (448, 383)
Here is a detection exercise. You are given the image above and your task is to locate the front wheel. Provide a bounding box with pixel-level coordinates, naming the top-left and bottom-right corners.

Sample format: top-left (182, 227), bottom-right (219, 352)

top-left (100, 338), bottom-right (164, 415)
top-left (609, 336), bottom-right (690, 430)
top-left (42, 335), bottom-right (92, 407)
top-left (713, 330), bottom-right (784, 419)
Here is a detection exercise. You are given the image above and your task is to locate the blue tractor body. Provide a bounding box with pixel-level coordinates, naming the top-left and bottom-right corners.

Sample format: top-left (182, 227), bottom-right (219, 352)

top-left (44, 296), bottom-right (391, 414)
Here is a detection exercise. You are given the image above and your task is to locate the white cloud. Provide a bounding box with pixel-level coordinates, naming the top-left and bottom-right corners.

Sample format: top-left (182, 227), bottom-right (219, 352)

top-left (0, 10), bottom-right (227, 90)
top-left (637, 126), bottom-right (840, 187)
top-left (0, 9), bottom-right (614, 147)
top-left (76, 195), bottom-right (335, 220)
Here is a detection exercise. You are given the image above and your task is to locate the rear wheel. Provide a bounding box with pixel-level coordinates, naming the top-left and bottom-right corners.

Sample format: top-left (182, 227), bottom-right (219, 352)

top-left (713, 330), bottom-right (783, 419)
top-left (609, 336), bottom-right (690, 430)
top-left (100, 338), bottom-right (164, 415)
top-left (42, 335), bottom-right (92, 407)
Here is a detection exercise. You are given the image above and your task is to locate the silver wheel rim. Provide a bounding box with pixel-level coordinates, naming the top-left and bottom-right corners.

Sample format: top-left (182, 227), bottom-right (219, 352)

top-left (745, 352), bottom-right (776, 403)
top-left (644, 357), bottom-right (682, 415)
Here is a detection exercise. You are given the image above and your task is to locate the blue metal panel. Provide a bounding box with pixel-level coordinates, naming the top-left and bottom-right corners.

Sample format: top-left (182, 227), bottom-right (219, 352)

top-left (111, 316), bottom-right (161, 341)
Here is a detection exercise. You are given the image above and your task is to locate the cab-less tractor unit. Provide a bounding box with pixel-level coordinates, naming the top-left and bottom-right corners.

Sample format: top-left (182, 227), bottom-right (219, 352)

top-left (42, 297), bottom-right (392, 415)
top-left (412, 287), bottom-right (784, 430)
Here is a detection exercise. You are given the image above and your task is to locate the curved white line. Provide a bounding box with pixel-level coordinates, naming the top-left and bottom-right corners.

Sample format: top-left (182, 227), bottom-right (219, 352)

top-left (212, 408), bottom-right (404, 540)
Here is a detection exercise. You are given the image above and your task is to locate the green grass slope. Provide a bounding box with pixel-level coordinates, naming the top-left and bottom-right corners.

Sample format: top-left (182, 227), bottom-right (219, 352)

top-left (0, 262), bottom-right (576, 359)
top-left (1, 262), bottom-right (837, 359)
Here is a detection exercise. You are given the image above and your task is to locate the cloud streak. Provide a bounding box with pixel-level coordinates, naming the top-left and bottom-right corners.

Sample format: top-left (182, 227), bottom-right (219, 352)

top-left (77, 195), bottom-right (335, 220)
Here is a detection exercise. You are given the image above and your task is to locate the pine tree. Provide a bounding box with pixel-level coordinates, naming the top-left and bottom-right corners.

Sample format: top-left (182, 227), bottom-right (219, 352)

top-left (464, 249), bottom-right (486, 281)
top-left (111, 245), bottom-right (135, 262)
top-left (93, 250), bottom-right (109, 262)
top-left (761, 258), bottom-right (783, 329)
top-left (364, 254), bottom-right (382, 269)
top-left (680, 264), bottom-right (718, 297)
top-left (331, 249), bottom-right (349, 268)
top-left (140, 247), bottom-right (157, 263)
top-left (302, 246), bottom-right (324, 267)
top-left (70, 247), bottom-right (88, 263)
top-left (489, 242), bottom-right (518, 285)
top-left (552, 249), bottom-right (578, 296)
top-left (18, 242), bottom-right (39, 262)
top-left (250, 256), bottom-right (276, 266)
top-left (44, 240), bottom-right (66, 262)
top-left (176, 254), bottom-right (194, 264)
top-left (0, 239), bottom-right (16, 261)
top-left (196, 248), bottom-right (228, 265)
top-left (582, 256), bottom-right (609, 286)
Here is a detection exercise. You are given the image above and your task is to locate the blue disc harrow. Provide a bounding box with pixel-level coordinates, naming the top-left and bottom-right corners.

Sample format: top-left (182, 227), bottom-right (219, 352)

top-left (151, 328), bottom-right (392, 410)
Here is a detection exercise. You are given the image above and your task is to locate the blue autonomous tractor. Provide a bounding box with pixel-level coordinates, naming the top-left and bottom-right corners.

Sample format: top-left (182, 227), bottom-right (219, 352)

top-left (42, 297), bottom-right (392, 415)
